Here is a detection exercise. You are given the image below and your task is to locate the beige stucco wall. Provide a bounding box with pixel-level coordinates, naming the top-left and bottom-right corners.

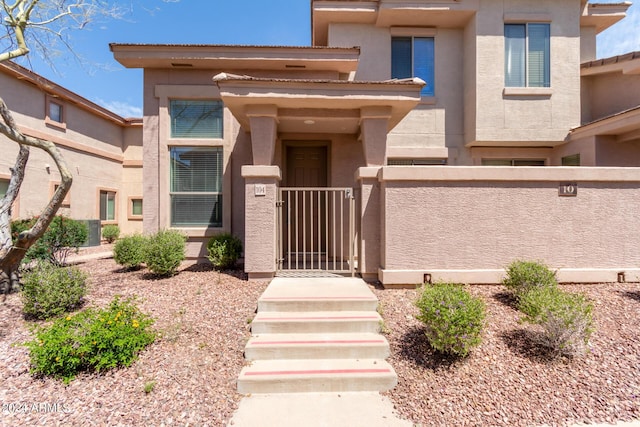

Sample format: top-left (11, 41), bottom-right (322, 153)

top-left (470, 0), bottom-right (582, 145)
top-left (376, 166), bottom-right (640, 284)
top-left (582, 72), bottom-right (640, 123)
top-left (0, 69), bottom-right (142, 241)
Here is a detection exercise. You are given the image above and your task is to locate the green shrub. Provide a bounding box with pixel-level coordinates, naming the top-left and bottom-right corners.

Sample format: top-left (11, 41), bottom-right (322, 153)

top-left (11, 216), bottom-right (88, 266)
top-left (113, 234), bottom-right (149, 269)
top-left (144, 229), bottom-right (186, 276)
top-left (415, 282), bottom-right (486, 357)
top-left (102, 224), bottom-right (120, 243)
top-left (24, 296), bottom-right (155, 383)
top-left (519, 286), bottom-right (594, 357)
top-left (21, 262), bottom-right (88, 320)
top-left (502, 260), bottom-right (557, 301)
top-left (207, 233), bottom-right (242, 270)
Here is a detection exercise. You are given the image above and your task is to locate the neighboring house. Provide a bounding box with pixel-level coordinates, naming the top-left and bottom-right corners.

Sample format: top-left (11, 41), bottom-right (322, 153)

top-left (0, 61), bottom-right (144, 239)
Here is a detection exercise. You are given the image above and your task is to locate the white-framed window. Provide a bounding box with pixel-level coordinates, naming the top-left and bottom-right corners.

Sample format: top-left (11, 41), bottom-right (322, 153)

top-left (170, 100), bottom-right (223, 138)
top-left (391, 37), bottom-right (435, 97)
top-left (481, 159), bottom-right (545, 166)
top-left (504, 23), bottom-right (550, 88)
top-left (170, 146), bottom-right (223, 227)
top-left (99, 190), bottom-right (116, 222)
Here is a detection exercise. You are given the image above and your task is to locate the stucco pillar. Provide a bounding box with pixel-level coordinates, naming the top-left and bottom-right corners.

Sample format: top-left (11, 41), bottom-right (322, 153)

top-left (242, 165), bottom-right (281, 280)
top-left (360, 106), bottom-right (392, 166)
top-left (247, 105), bottom-right (278, 166)
top-left (356, 166), bottom-right (382, 281)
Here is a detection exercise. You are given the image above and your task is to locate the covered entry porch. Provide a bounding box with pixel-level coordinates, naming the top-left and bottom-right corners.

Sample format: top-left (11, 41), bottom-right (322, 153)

top-left (213, 73), bottom-right (424, 280)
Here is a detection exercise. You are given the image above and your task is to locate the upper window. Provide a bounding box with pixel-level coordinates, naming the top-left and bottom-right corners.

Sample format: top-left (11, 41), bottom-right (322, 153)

top-left (392, 37), bottom-right (435, 97)
top-left (170, 146), bottom-right (223, 227)
top-left (100, 190), bottom-right (116, 222)
top-left (388, 158), bottom-right (447, 166)
top-left (45, 95), bottom-right (66, 130)
top-left (49, 102), bottom-right (63, 123)
top-left (170, 100), bottom-right (223, 139)
top-left (504, 23), bottom-right (550, 88)
top-left (562, 154), bottom-right (580, 166)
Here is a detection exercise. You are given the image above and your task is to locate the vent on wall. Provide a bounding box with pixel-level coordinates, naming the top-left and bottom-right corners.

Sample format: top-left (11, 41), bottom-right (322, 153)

top-left (171, 63), bottom-right (193, 67)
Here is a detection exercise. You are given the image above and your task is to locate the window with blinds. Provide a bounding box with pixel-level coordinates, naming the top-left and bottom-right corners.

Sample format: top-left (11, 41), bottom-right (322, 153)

top-left (100, 190), bottom-right (116, 221)
top-left (170, 146), bottom-right (223, 227)
top-left (505, 23), bottom-right (550, 88)
top-left (391, 37), bottom-right (435, 97)
top-left (170, 100), bottom-right (223, 138)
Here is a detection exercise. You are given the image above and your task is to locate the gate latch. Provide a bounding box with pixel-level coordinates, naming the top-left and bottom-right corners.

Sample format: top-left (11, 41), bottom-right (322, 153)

top-left (345, 188), bottom-right (352, 199)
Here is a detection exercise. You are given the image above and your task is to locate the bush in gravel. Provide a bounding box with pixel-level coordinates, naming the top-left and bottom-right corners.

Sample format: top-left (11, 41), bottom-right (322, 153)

top-left (113, 234), bottom-right (149, 269)
top-left (11, 215), bottom-right (88, 266)
top-left (101, 224), bottom-right (120, 243)
top-left (207, 233), bottom-right (242, 270)
top-left (144, 229), bottom-right (186, 276)
top-left (21, 262), bottom-right (88, 320)
top-left (502, 260), bottom-right (557, 301)
top-left (415, 282), bottom-right (486, 357)
top-left (25, 296), bottom-right (155, 384)
top-left (519, 286), bottom-right (594, 357)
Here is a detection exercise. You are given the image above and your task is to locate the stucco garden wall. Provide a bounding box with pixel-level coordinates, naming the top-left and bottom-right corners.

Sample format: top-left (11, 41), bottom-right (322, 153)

top-left (374, 166), bottom-right (640, 285)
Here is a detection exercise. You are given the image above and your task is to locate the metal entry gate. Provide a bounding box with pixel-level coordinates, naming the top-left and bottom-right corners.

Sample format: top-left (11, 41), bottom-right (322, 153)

top-left (277, 188), bottom-right (355, 276)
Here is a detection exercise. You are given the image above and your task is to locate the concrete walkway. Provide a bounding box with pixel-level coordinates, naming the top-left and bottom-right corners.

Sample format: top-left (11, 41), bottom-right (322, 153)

top-left (229, 277), bottom-right (411, 426)
top-left (227, 392), bottom-right (412, 427)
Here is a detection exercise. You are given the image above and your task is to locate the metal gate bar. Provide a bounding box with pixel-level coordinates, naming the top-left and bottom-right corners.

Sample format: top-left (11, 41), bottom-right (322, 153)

top-left (277, 187), bottom-right (355, 276)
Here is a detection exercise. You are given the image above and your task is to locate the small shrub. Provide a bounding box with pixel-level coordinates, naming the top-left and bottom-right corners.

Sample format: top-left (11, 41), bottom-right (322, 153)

top-left (502, 260), bottom-right (557, 301)
top-left (21, 262), bottom-right (88, 320)
top-left (11, 216), bottom-right (88, 266)
top-left (114, 234), bottom-right (148, 269)
top-left (207, 233), bottom-right (242, 270)
top-left (24, 296), bottom-right (155, 384)
top-left (102, 224), bottom-right (120, 243)
top-left (144, 229), bottom-right (186, 276)
top-left (415, 282), bottom-right (486, 357)
top-left (519, 286), bottom-right (594, 357)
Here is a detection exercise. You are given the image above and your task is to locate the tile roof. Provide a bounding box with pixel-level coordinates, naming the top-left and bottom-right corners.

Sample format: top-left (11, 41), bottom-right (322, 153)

top-left (581, 51), bottom-right (640, 69)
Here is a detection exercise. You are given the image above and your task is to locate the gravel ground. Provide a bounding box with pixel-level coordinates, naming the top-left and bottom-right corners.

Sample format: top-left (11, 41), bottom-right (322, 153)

top-left (1, 250), bottom-right (639, 426)
top-left (1, 254), bottom-right (268, 426)
top-left (373, 283), bottom-right (640, 427)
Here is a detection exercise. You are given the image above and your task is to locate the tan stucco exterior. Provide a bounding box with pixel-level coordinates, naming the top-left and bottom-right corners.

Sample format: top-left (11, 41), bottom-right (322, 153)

top-left (0, 62), bottom-right (143, 238)
top-left (4, 0), bottom-right (638, 284)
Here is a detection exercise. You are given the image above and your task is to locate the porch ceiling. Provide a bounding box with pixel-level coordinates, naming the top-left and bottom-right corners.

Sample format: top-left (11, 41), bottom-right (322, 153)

top-left (212, 73), bottom-right (424, 134)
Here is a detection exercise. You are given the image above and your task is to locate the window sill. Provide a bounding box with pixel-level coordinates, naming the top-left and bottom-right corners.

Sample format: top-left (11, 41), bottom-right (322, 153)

top-left (45, 118), bottom-right (67, 131)
top-left (100, 220), bottom-right (118, 226)
top-left (503, 87), bottom-right (552, 97)
top-left (170, 226), bottom-right (224, 238)
top-left (127, 215), bottom-right (143, 221)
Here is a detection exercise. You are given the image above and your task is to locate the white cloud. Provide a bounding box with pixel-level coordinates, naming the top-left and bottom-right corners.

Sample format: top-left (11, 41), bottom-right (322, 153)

top-left (595, 0), bottom-right (640, 58)
top-left (96, 99), bottom-right (143, 118)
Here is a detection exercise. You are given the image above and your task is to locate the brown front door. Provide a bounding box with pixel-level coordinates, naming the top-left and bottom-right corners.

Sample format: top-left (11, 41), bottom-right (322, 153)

top-left (283, 146), bottom-right (328, 263)
top-left (286, 146), bottom-right (327, 188)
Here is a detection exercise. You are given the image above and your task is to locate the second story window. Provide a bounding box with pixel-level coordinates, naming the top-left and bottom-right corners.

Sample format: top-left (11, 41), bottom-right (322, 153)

top-left (505, 23), bottom-right (550, 88)
top-left (391, 37), bottom-right (435, 97)
top-left (170, 100), bottom-right (223, 139)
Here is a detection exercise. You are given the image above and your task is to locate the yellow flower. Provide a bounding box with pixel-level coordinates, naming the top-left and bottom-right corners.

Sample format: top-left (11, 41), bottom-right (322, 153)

top-left (92, 341), bottom-right (96, 345)
top-left (108, 321), bottom-right (113, 325)
top-left (55, 357), bottom-right (60, 362)
top-left (66, 315), bottom-right (71, 321)
top-left (132, 320), bottom-right (139, 328)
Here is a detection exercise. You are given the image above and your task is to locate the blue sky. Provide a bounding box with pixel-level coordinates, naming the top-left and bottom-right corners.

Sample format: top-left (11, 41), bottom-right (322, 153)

top-left (10, 0), bottom-right (640, 118)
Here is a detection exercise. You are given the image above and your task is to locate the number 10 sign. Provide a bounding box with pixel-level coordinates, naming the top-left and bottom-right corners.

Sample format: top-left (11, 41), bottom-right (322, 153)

top-left (559, 182), bottom-right (578, 197)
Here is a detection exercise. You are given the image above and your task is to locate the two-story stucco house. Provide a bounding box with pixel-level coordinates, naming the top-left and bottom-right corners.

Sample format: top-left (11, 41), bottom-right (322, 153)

top-left (0, 61), bottom-right (144, 239)
top-left (4, 0), bottom-right (637, 285)
top-left (109, 0), bottom-right (640, 286)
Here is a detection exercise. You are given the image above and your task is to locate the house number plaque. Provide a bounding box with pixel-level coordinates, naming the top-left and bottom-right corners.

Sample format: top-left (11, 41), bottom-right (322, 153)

top-left (559, 182), bottom-right (578, 197)
top-left (254, 184), bottom-right (266, 197)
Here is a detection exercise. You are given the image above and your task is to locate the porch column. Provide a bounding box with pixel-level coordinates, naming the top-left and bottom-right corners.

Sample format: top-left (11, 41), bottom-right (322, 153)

top-left (247, 105), bottom-right (278, 165)
top-left (360, 106), bottom-right (391, 166)
top-left (356, 166), bottom-right (382, 281)
top-left (242, 165), bottom-right (281, 280)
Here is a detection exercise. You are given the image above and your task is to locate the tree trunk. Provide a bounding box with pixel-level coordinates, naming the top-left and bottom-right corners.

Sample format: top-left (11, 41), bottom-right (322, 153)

top-left (0, 96), bottom-right (73, 295)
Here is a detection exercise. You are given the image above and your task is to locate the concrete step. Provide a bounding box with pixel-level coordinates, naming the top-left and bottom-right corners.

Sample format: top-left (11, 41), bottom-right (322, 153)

top-left (258, 277), bottom-right (378, 312)
top-left (245, 333), bottom-right (390, 361)
top-left (251, 311), bottom-right (383, 334)
top-left (237, 359), bottom-right (397, 394)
